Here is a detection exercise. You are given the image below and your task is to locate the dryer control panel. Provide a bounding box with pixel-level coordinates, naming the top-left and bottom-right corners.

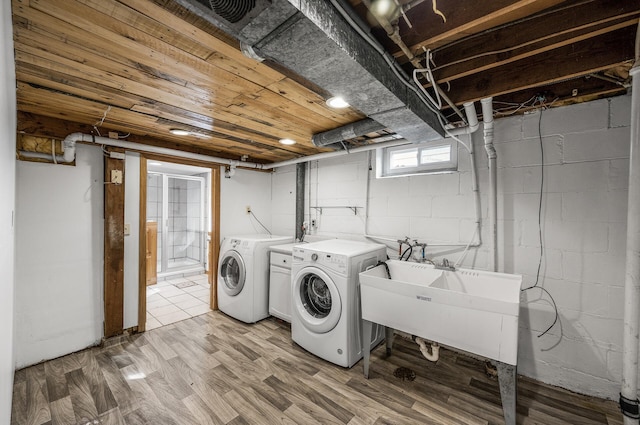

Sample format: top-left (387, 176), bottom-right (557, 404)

top-left (293, 246), bottom-right (347, 274)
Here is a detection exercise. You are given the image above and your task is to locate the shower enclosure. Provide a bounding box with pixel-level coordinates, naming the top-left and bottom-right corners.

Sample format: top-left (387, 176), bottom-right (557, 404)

top-left (147, 172), bottom-right (206, 276)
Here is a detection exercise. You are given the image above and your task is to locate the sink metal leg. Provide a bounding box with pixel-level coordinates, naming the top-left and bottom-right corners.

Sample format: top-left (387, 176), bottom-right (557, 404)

top-left (496, 361), bottom-right (517, 425)
top-left (385, 326), bottom-right (394, 356)
top-left (362, 320), bottom-right (372, 379)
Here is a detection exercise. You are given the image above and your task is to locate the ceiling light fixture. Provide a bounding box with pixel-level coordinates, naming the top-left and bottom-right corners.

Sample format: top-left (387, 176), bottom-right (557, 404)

top-left (326, 96), bottom-right (349, 109)
top-left (371, 0), bottom-right (398, 19)
top-left (279, 138), bottom-right (296, 145)
top-left (148, 162), bottom-right (162, 166)
top-left (169, 128), bottom-right (190, 136)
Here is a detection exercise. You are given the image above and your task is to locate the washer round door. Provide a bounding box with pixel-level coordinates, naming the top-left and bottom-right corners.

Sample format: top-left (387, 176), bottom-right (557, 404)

top-left (293, 266), bottom-right (342, 334)
top-left (219, 250), bottom-right (246, 296)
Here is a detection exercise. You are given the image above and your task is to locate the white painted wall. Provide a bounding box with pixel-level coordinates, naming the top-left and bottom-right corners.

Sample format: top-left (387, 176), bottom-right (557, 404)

top-left (15, 145), bottom-right (104, 368)
top-left (123, 153), bottom-right (140, 329)
top-left (271, 165), bottom-right (296, 237)
top-left (271, 95), bottom-right (633, 399)
top-left (220, 166), bottom-right (279, 238)
top-left (0, 0), bottom-right (16, 420)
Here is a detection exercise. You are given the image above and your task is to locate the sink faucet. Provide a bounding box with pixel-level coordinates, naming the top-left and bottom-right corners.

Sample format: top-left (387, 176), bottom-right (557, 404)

top-left (436, 258), bottom-right (455, 271)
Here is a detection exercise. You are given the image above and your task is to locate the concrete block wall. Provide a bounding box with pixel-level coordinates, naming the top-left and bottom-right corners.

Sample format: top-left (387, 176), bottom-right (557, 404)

top-left (270, 94), bottom-right (632, 399)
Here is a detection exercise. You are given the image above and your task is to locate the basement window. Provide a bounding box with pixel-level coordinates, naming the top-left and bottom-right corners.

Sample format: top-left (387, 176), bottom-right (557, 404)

top-left (376, 140), bottom-right (458, 178)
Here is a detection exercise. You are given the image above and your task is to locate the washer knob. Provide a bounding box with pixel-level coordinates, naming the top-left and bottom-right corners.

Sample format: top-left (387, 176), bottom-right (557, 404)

top-left (311, 253), bottom-right (318, 261)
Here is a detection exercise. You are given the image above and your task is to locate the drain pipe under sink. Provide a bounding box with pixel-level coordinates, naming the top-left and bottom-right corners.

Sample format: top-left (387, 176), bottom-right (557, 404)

top-left (415, 337), bottom-right (440, 362)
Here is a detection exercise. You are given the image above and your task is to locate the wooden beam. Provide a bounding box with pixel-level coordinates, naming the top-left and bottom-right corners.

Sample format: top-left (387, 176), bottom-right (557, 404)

top-left (447, 26), bottom-right (635, 104)
top-left (431, 1), bottom-right (640, 82)
top-left (137, 155), bottom-right (147, 332)
top-left (104, 147), bottom-right (125, 338)
top-left (16, 112), bottom-right (310, 163)
top-left (371, 0), bottom-right (566, 56)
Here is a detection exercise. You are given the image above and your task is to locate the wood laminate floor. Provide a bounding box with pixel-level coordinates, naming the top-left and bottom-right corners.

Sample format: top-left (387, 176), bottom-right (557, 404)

top-left (11, 311), bottom-right (622, 425)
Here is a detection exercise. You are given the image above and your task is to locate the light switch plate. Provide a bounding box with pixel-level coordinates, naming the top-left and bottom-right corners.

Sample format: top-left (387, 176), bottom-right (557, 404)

top-left (124, 223), bottom-right (130, 236)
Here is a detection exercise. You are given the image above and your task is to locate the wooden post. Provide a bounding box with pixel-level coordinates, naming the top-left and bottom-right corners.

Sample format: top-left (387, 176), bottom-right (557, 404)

top-left (138, 155), bottom-right (147, 332)
top-left (209, 166), bottom-right (221, 310)
top-left (104, 148), bottom-right (125, 338)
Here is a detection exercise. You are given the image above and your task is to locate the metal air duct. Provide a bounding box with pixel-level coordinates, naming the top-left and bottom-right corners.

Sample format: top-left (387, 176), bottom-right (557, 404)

top-left (174, 0), bottom-right (445, 144)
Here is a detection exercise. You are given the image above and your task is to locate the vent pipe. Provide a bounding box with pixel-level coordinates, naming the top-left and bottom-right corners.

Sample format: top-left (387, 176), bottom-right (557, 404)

top-left (481, 97), bottom-right (497, 272)
top-left (620, 19), bottom-right (640, 424)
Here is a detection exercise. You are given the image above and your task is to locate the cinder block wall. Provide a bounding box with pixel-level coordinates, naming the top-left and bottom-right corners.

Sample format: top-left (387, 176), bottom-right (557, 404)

top-left (270, 94), bottom-right (632, 399)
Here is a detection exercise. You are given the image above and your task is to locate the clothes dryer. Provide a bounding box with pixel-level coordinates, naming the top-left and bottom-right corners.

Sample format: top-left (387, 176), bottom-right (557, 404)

top-left (291, 239), bottom-right (386, 367)
top-left (218, 234), bottom-right (292, 323)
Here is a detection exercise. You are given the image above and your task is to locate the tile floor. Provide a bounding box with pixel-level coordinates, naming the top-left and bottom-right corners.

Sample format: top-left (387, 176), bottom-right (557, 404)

top-left (146, 273), bottom-right (212, 330)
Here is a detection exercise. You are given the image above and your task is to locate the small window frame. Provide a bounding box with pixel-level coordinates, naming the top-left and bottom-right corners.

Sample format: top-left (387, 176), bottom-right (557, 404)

top-left (376, 140), bottom-right (458, 178)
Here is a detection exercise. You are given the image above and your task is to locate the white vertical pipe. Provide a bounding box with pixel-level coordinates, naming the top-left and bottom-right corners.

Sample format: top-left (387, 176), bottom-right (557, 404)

top-left (622, 63), bottom-right (640, 424)
top-left (481, 97), bottom-right (497, 272)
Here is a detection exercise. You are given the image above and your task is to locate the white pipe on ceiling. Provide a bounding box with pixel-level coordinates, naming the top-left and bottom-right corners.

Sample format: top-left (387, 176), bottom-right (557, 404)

top-left (20, 132), bottom-right (264, 169)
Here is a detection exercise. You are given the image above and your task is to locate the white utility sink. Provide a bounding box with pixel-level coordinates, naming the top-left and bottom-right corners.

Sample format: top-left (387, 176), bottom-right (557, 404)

top-left (359, 260), bottom-right (522, 365)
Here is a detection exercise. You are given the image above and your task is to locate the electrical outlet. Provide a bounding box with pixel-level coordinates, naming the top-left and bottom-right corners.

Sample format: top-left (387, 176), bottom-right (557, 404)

top-left (311, 219), bottom-right (316, 227)
top-left (246, 205), bottom-right (251, 214)
top-left (111, 169), bottom-right (123, 184)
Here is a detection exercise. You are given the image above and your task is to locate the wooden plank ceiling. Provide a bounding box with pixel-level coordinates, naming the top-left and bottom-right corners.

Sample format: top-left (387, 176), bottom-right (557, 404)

top-left (12, 0), bottom-right (639, 164)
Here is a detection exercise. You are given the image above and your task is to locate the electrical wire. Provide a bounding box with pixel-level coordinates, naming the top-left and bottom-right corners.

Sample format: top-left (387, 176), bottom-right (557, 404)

top-left (249, 210), bottom-right (271, 235)
top-left (520, 106), bottom-right (560, 338)
top-left (93, 105), bottom-right (111, 136)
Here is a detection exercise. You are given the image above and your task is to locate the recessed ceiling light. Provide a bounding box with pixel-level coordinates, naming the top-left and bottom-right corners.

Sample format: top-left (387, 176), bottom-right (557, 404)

top-left (169, 128), bottom-right (190, 136)
top-left (148, 162), bottom-right (162, 166)
top-left (326, 96), bottom-right (349, 109)
top-left (279, 138), bottom-right (296, 145)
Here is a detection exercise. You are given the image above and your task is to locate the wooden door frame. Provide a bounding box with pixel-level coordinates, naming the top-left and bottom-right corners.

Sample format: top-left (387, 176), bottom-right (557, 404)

top-left (137, 154), bottom-right (221, 332)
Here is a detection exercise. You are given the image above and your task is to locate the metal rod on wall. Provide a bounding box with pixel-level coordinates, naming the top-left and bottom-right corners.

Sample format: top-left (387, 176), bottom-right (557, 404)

top-left (295, 163), bottom-right (306, 241)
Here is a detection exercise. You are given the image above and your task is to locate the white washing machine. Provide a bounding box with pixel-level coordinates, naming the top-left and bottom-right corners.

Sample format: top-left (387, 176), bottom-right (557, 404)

top-left (291, 239), bottom-right (387, 367)
top-left (218, 234), bottom-right (293, 323)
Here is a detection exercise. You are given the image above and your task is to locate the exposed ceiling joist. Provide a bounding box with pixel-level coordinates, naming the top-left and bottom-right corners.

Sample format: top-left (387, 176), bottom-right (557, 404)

top-left (448, 25), bottom-right (635, 104)
top-left (11, 0), bottom-right (639, 163)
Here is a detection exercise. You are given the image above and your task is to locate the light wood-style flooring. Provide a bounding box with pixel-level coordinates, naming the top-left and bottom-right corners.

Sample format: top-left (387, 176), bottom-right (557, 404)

top-left (11, 311), bottom-right (622, 424)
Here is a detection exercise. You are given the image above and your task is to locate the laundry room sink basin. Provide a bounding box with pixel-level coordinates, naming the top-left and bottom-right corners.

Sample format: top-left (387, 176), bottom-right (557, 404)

top-left (359, 260), bottom-right (522, 364)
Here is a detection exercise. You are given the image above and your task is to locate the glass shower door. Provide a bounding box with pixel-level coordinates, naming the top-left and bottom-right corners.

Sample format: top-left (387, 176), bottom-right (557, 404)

top-left (148, 172), bottom-right (205, 276)
top-left (166, 175), bottom-right (205, 270)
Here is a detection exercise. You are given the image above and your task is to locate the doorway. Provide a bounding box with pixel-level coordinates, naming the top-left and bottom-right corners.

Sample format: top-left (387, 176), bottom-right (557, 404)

top-left (144, 160), bottom-right (214, 330)
top-left (148, 172), bottom-right (206, 276)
